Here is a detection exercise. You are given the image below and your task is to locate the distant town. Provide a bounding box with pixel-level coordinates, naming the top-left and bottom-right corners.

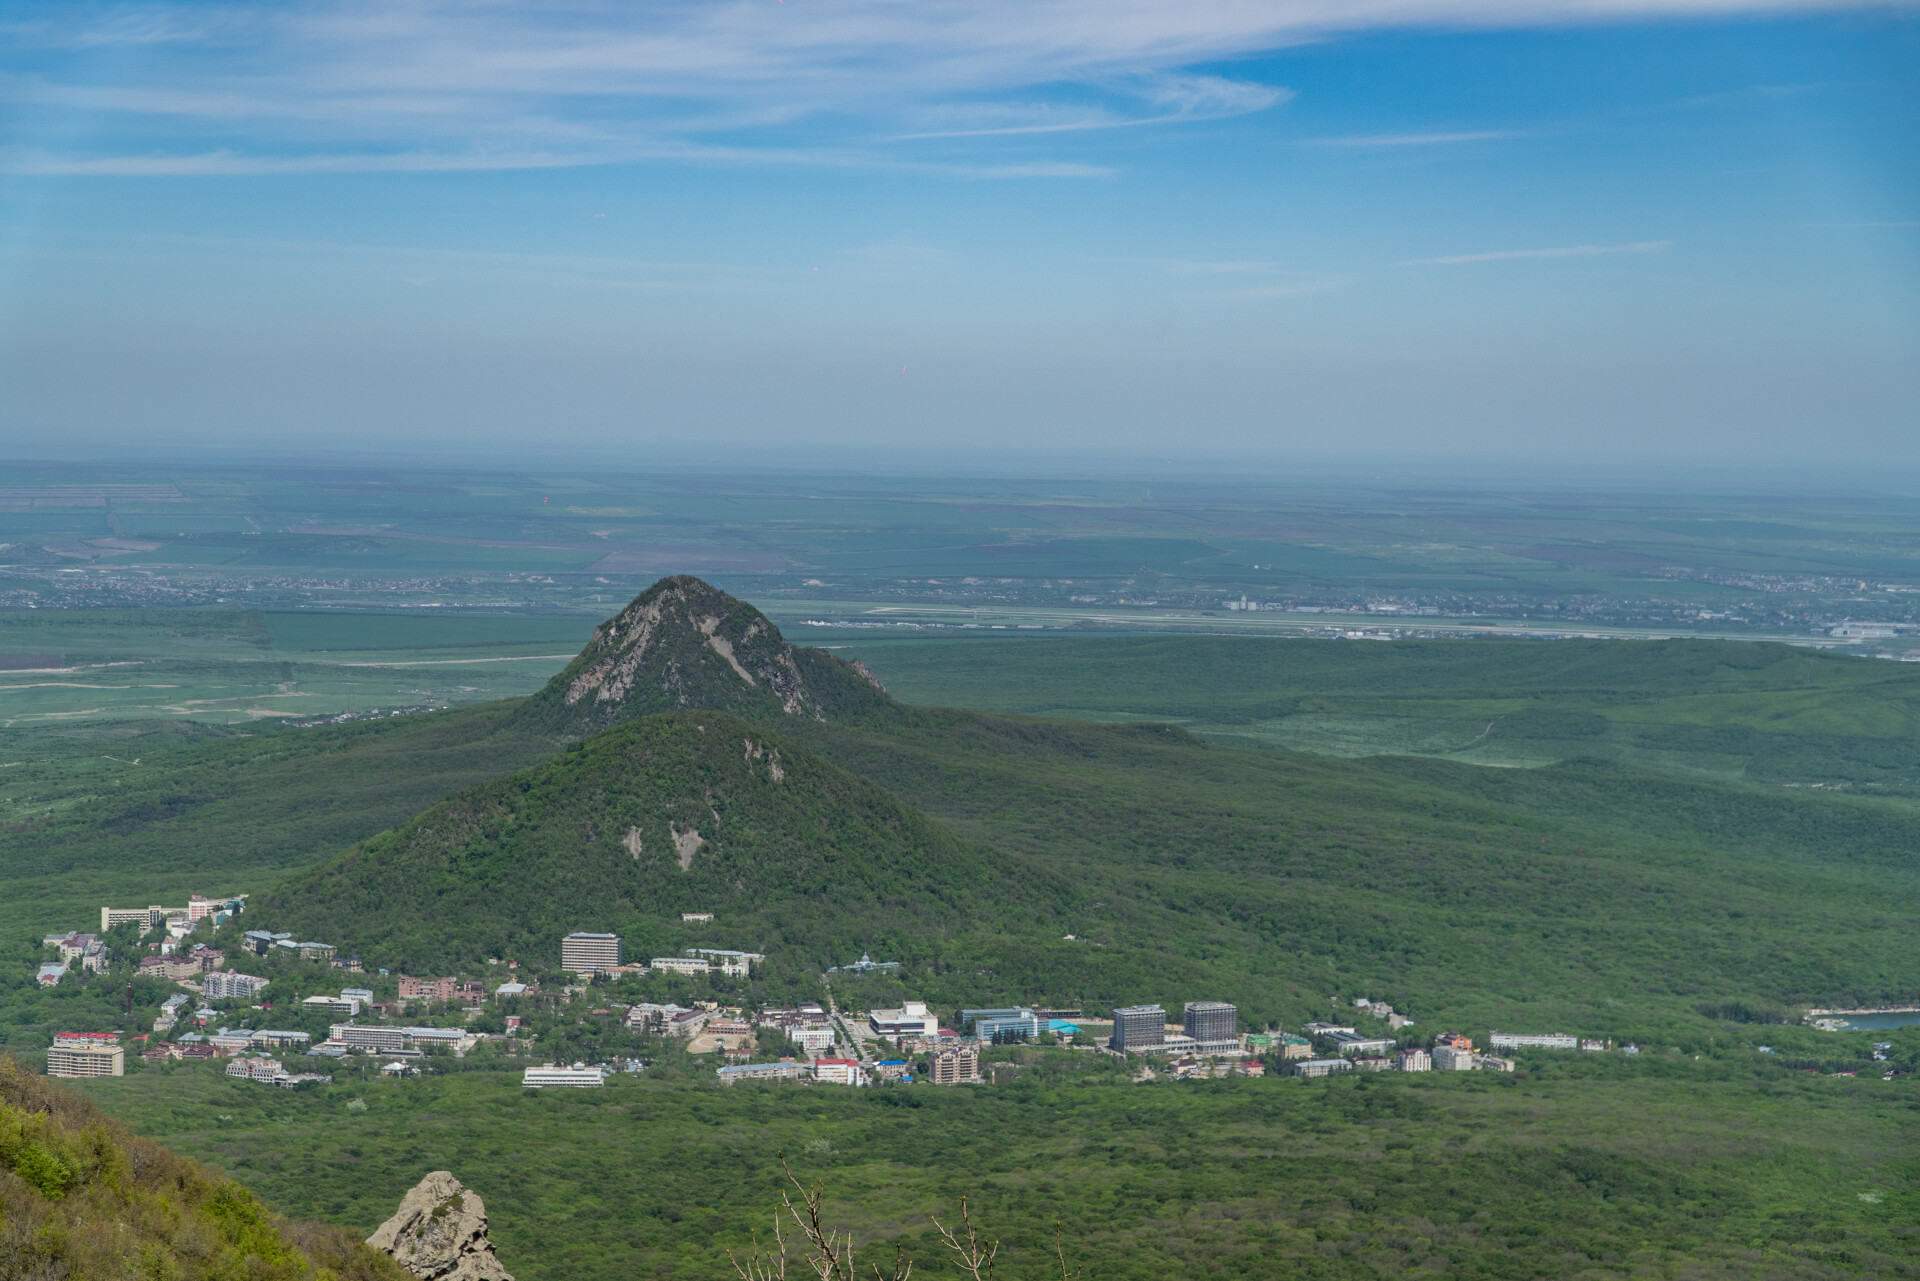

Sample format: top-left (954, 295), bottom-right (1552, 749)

top-left (31, 911), bottom-right (1718, 1090)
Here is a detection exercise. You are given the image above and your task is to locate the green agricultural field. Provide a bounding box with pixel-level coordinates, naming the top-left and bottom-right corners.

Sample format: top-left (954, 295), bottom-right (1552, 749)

top-left (0, 609), bottom-right (593, 727)
top-left (835, 635), bottom-right (1920, 789)
top-left (71, 1052), bottom-right (1920, 1281)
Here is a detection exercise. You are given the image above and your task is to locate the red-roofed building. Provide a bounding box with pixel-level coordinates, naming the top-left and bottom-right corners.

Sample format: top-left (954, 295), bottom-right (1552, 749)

top-left (48, 1032), bottom-right (123, 1078)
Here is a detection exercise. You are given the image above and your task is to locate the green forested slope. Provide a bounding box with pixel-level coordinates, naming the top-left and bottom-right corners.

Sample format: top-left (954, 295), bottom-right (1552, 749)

top-left (839, 635), bottom-right (1920, 785)
top-left (0, 702), bottom-right (557, 936)
top-left (247, 711), bottom-right (1052, 973)
top-left (0, 1055), bottom-right (404, 1281)
top-left (779, 710), bottom-right (1920, 1032)
top-left (77, 1050), bottom-right (1920, 1281)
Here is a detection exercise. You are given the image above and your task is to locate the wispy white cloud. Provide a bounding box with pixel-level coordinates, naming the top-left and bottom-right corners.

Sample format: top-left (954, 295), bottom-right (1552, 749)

top-left (1408, 240), bottom-right (1673, 264)
top-left (887, 78), bottom-right (1288, 140)
top-left (1310, 130), bottom-right (1519, 147)
top-left (1, 0), bottom-right (1905, 176)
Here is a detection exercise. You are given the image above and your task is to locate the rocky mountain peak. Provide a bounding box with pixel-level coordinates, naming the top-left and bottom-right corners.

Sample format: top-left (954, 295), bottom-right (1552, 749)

top-left (367, 1171), bottom-right (514, 1281)
top-left (521, 575), bottom-right (890, 734)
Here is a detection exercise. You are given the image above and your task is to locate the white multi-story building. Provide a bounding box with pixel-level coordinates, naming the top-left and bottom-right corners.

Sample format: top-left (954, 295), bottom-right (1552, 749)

top-left (718, 1060), bottom-right (809, 1085)
top-left (813, 1058), bottom-right (869, 1087)
top-left (1432, 1045), bottom-right (1476, 1070)
top-left (788, 1026), bottom-right (836, 1057)
top-left (1488, 1032), bottom-right (1578, 1051)
top-left (329, 1023), bottom-right (408, 1052)
top-left (523, 1063), bottom-right (605, 1088)
top-left (1395, 1048), bottom-right (1432, 1072)
top-left (1328, 1031), bottom-right (1394, 1057)
top-left (225, 1058), bottom-right (285, 1081)
top-left (561, 933), bottom-right (621, 974)
top-left (47, 1032), bottom-right (123, 1078)
top-left (203, 972), bottom-right (270, 1001)
top-left (649, 956), bottom-right (710, 976)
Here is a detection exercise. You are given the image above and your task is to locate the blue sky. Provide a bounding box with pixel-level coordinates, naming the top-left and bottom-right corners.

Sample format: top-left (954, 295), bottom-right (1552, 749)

top-left (0, 1), bottom-right (1915, 470)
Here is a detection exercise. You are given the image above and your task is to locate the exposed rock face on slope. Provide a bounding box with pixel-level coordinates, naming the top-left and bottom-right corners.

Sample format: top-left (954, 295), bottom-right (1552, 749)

top-left (518, 575), bottom-right (891, 736)
top-left (367, 1172), bottom-right (513, 1281)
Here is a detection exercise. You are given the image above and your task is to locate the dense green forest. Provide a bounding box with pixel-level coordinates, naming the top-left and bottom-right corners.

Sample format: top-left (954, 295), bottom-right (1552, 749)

top-left (73, 1048), bottom-right (1920, 1281)
top-left (838, 634), bottom-right (1920, 786)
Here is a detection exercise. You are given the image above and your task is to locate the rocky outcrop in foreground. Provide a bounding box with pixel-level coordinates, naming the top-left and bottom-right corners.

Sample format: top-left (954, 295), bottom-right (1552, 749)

top-left (367, 1171), bottom-right (514, 1281)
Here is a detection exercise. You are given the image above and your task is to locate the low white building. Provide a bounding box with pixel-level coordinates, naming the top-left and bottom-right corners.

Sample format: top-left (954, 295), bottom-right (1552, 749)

top-left (868, 1000), bottom-right (939, 1038)
top-left (650, 956), bottom-right (711, 976)
top-left (523, 1063), bottom-right (605, 1088)
top-left (1489, 1031), bottom-right (1577, 1051)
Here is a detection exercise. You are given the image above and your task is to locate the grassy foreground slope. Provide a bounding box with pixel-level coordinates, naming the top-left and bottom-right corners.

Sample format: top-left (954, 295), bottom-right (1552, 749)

top-left (77, 1052), bottom-right (1920, 1281)
top-left (0, 1055), bottom-right (404, 1281)
top-left (837, 635), bottom-right (1920, 786)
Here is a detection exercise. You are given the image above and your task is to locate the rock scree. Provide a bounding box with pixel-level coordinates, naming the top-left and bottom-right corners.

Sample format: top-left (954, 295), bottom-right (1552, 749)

top-left (367, 1171), bottom-right (514, 1281)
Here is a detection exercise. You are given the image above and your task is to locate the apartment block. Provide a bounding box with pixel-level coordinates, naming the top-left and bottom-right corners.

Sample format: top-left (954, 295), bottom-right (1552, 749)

top-left (718, 1060), bottom-right (808, 1085)
top-left (47, 1032), bottom-right (123, 1078)
top-left (930, 1043), bottom-right (982, 1085)
top-left (1395, 1048), bottom-right (1432, 1071)
top-left (329, 1023), bottom-right (408, 1052)
top-left (202, 972), bottom-right (269, 1001)
top-left (1489, 1032), bottom-right (1578, 1051)
top-left (1183, 1001), bottom-right (1238, 1050)
top-left (1110, 1005), bottom-right (1168, 1054)
top-left (522, 1063), bottom-right (605, 1088)
top-left (561, 933), bottom-right (621, 974)
top-left (813, 1058), bottom-right (869, 1087)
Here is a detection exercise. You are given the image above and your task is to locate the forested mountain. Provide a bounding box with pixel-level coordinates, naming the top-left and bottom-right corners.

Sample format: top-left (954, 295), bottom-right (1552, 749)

top-left (246, 710), bottom-right (1054, 973)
